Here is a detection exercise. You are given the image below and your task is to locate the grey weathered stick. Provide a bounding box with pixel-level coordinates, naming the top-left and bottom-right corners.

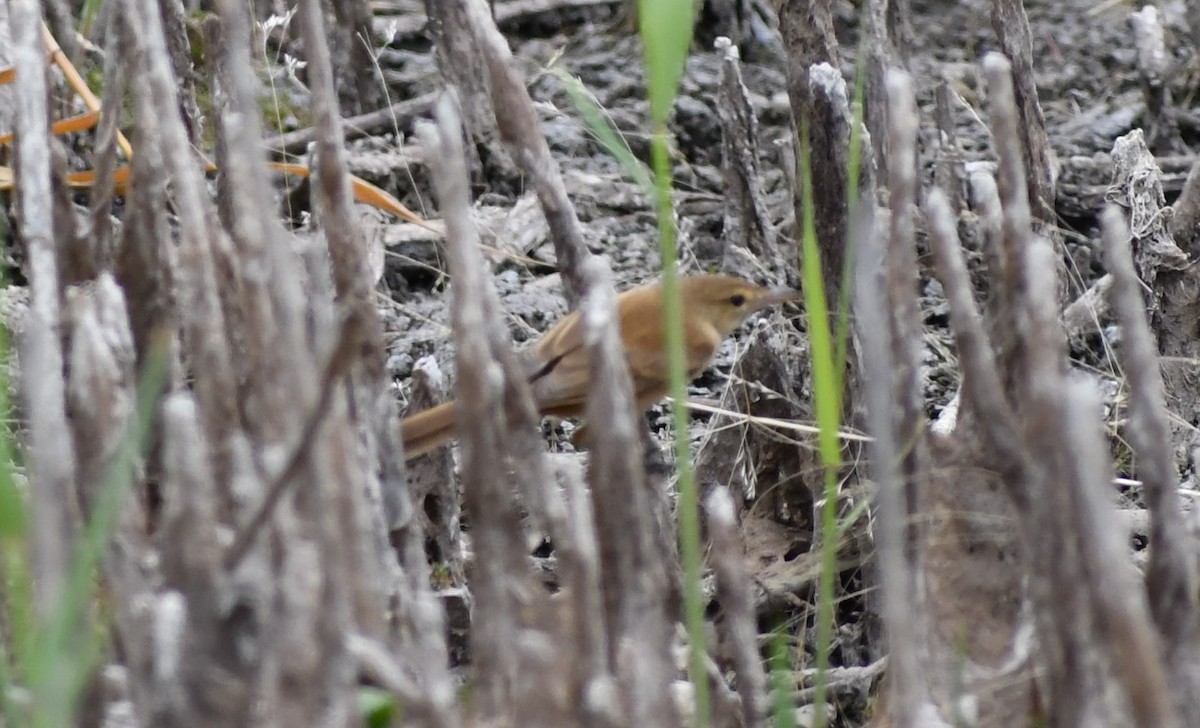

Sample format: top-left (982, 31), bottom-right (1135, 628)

top-left (578, 255), bottom-right (677, 727)
top-left (88, 8), bottom-right (127, 271)
top-left (705, 488), bottom-right (768, 728)
top-left (429, 1), bottom-right (572, 530)
top-left (222, 315), bottom-right (367, 571)
top-left (1130, 6), bottom-right (1181, 153)
top-left (12, 0), bottom-right (78, 614)
top-left (802, 63), bottom-right (854, 304)
top-left (776, 0), bottom-right (838, 73)
top-left (777, 0), bottom-right (856, 307)
top-left (982, 52), bottom-right (1035, 272)
top-left (40, 0), bottom-right (78, 63)
top-left (126, 0), bottom-right (241, 453)
top-left (211, 0), bottom-right (316, 445)
top-left (883, 70), bottom-right (929, 536)
top-left (296, 0), bottom-right (386, 348)
top-left (933, 79), bottom-right (966, 213)
top-left (1020, 237), bottom-right (1086, 726)
top-left (347, 634), bottom-right (427, 705)
top-left (787, 659), bottom-right (890, 704)
top-left (1108, 129), bottom-right (1190, 294)
top-left (864, 0), bottom-right (894, 182)
top-left (111, 6), bottom-right (181, 382)
top-left (425, 0), bottom-right (497, 179)
top-left (715, 37), bottom-right (779, 268)
top-left (551, 455), bottom-right (621, 728)
top-left (1107, 132), bottom-right (1200, 467)
top-left (460, 0), bottom-right (594, 305)
top-left (854, 202), bottom-right (929, 728)
top-left (887, 0), bottom-right (914, 63)
top-left (382, 440), bottom-right (461, 728)
top-left (1020, 238), bottom-right (1069, 427)
top-left (1061, 274), bottom-right (1113, 351)
top-left (925, 189), bottom-right (1029, 509)
top-left (158, 0), bottom-right (202, 142)
top-left (65, 276), bottom-right (136, 512)
top-left (1188, 0), bottom-right (1200, 52)
top-left (296, 1), bottom-right (410, 642)
top-left (1057, 379), bottom-right (1180, 728)
top-left (578, 256), bottom-right (645, 631)
top-left (160, 393), bottom-right (222, 608)
top-left (264, 92), bottom-right (439, 154)
top-left (968, 171), bottom-right (1010, 343)
top-left (420, 96), bottom-right (541, 717)
top-left (1103, 205), bottom-right (1200, 707)
top-left (1172, 157), bottom-right (1200, 255)
top-left (989, 0), bottom-right (1055, 228)
top-left (157, 393), bottom-right (259, 723)
top-left (983, 53), bottom-right (1065, 377)
top-left (50, 137), bottom-right (95, 286)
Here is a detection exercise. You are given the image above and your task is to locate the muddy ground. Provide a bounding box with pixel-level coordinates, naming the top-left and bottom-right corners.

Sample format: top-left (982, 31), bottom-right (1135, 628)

top-left (345, 0), bottom-right (1199, 721)
top-left (371, 0), bottom-right (1197, 416)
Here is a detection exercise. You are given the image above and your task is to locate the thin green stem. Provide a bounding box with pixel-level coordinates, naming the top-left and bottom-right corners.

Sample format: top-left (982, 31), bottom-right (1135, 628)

top-left (0, 256), bottom-right (28, 728)
top-left (768, 627), bottom-right (797, 728)
top-left (0, 535), bottom-right (29, 728)
top-left (651, 122), bottom-right (710, 728)
top-left (796, 117), bottom-right (843, 728)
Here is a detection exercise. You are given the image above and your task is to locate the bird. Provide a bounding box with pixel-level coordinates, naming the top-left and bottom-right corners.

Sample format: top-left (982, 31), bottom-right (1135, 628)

top-left (399, 273), bottom-right (800, 460)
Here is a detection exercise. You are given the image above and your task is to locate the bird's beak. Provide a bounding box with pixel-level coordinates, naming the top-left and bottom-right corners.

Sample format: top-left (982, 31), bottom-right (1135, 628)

top-left (755, 287), bottom-right (803, 310)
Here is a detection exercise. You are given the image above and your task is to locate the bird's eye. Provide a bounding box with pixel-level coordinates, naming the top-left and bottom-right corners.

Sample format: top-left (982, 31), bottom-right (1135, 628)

top-left (729, 293), bottom-right (746, 307)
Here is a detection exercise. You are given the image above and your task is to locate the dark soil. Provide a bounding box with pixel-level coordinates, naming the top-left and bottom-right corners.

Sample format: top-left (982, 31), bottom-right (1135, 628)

top-left (375, 0), bottom-right (1197, 400)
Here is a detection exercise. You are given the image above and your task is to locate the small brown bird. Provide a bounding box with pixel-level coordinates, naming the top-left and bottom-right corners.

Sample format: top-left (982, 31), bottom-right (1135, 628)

top-left (399, 274), bottom-right (799, 459)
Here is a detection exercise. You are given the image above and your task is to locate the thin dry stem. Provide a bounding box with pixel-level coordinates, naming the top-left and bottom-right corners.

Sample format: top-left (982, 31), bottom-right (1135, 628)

top-left (1057, 379), bottom-right (1179, 728)
top-left (1172, 158), bottom-right (1200, 255)
top-left (854, 202), bottom-right (930, 728)
top-left (420, 95), bottom-right (545, 718)
top-left (12, 0), bottom-right (78, 613)
top-left (705, 488), bottom-right (769, 728)
top-left (578, 255), bottom-right (677, 727)
top-left (87, 8), bottom-right (126, 271)
top-left (989, 0), bottom-right (1055, 229)
top-left (924, 189), bottom-right (1028, 508)
top-left (883, 70), bottom-right (929, 540)
top-left (1103, 205), bottom-right (1200, 713)
top-left (126, 0), bottom-right (241, 469)
top-left (715, 37), bottom-right (780, 270)
top-left (459, 0), bottom-right (594, 304)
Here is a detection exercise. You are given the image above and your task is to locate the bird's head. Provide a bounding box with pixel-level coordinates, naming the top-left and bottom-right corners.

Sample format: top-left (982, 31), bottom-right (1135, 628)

top-left (681, 274), bottom-right (801, 337)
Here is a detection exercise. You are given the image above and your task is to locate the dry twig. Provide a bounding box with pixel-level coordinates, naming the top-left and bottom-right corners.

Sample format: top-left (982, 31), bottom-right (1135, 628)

top-left (11, 0), bottom-right (77, 612)
top-left (989, 0), bottom-right (1055, 231)
top-left (706, 488), bottom-right (769, 728)
top-left (1104, 205), bottom-right (1200, 716)
top-left (459, 0), bottom-right (595, 304)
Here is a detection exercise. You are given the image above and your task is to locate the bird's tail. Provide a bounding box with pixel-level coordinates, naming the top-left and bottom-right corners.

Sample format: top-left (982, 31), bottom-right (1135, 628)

top-left (399, 401), bottom-right (459, 460)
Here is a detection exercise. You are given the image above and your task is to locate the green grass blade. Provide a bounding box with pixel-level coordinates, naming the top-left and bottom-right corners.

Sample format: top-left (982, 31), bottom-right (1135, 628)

top-left (796, 117), bottom-right (843, 728)
top-left (639, 0), bottom-right (696, 124)
top-left (651, 118), bottom-right (711, 728)
top-left (637, 1), bottom-right (708, 726)
top-left (768, 627), bottom-right (797, 728)
top-left (0, 218), bottom-right (30, 728)
top-left (553, 70), bottom-right (655, 195)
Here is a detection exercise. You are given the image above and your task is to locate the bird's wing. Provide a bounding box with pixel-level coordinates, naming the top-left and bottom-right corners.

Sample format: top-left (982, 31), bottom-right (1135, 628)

top-left (526, 309), bottom-right (591, 414)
